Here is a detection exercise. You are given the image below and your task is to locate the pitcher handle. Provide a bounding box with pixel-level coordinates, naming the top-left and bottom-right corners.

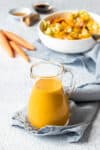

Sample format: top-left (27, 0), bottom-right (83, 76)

top-left (30, 64), bottom-right (36, 79)
top-left (62, 68), bottom-right (75, 97)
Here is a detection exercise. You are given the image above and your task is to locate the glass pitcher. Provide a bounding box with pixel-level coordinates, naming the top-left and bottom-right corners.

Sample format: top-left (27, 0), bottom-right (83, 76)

top-left (27, 61), bottom-right (74, 129)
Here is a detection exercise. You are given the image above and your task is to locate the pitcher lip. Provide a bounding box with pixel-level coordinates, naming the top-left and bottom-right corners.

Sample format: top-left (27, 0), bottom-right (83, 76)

top-left (30, 61), bottom-right (64, 79)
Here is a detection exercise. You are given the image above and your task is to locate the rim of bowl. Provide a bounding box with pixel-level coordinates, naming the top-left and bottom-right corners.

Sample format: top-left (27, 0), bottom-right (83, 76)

top-left (33, 2), bottom-right (51, 8)
top-left (33, 2), bottom-right (53, 11)
top-left (9, 7), bottom-right (33, 16)
top-left (38, 10), bottom-right (100, 42)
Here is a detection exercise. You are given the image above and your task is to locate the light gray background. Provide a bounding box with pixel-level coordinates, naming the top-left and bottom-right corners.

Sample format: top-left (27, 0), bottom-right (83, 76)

top-left (0, 0), bottom-right (100, 150)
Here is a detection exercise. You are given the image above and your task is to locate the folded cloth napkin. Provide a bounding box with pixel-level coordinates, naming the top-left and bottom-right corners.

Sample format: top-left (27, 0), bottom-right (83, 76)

top-left (28, 39), bottom-right (100, 101)
top-left (12, 101), bottom-right (99, 143)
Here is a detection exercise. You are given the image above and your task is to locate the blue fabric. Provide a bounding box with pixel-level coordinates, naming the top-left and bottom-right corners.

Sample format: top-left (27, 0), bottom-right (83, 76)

top-left (12, 101), bottom-right (99, 142)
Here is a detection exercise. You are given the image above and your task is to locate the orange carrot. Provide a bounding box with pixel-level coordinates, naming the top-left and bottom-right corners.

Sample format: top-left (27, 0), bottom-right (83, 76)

top-left (0, 30), bottom-right (14, 57)
top-left (10, 41), bottom-right (30, 62)
top-left (3, 30), bottom-right (35, 50)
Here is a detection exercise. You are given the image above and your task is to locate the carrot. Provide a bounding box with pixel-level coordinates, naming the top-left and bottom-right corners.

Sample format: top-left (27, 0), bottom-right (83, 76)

top-left (3, 30), bottom-right (35, 50)
top-left (9, 41), bottom-right (30, 62)
top-left (0, 30), bottom-right (14, 57)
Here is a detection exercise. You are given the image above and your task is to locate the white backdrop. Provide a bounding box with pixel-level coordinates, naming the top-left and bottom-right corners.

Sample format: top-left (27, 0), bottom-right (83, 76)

top-left (0, 0), bottom-right (100, 150)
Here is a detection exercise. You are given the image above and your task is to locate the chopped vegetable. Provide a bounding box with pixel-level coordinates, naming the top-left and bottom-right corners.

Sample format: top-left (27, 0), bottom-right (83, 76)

top-left (41, 10), bottom-right (100, 40)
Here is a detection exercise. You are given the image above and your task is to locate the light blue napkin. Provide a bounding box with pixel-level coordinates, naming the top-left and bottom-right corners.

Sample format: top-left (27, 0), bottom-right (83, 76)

top-left (12, 101), bottom-right (99, 143)
top-left (29, 40), bottom-right (100, 101)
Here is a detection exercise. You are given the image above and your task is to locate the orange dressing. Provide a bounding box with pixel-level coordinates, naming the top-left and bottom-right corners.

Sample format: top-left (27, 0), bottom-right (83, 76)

top-left (27, 78), bottom-right (69, 128)
top-left (12, 12), bottom-right (27, 16)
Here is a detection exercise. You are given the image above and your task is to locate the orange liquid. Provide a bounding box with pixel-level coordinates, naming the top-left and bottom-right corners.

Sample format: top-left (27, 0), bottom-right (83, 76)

top-left (13, 12), bottom-right (27, 16)
top-left (27, 78), bottom-right (69, 128)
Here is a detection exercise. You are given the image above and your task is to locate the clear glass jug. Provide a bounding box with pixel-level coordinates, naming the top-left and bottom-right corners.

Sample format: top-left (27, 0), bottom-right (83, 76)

top-left (27, 61), bottom-right (74, 129)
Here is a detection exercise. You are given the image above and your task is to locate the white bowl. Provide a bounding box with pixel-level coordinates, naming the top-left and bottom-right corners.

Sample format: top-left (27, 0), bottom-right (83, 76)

top-left (38, 11), bottom-right (100, 54)
top-left (9, 8), bottom-right (33, 22)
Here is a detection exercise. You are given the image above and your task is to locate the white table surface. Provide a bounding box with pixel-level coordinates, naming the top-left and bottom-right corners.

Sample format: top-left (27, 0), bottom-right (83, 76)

top-left (0, 0), bottom-right (100, 150)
